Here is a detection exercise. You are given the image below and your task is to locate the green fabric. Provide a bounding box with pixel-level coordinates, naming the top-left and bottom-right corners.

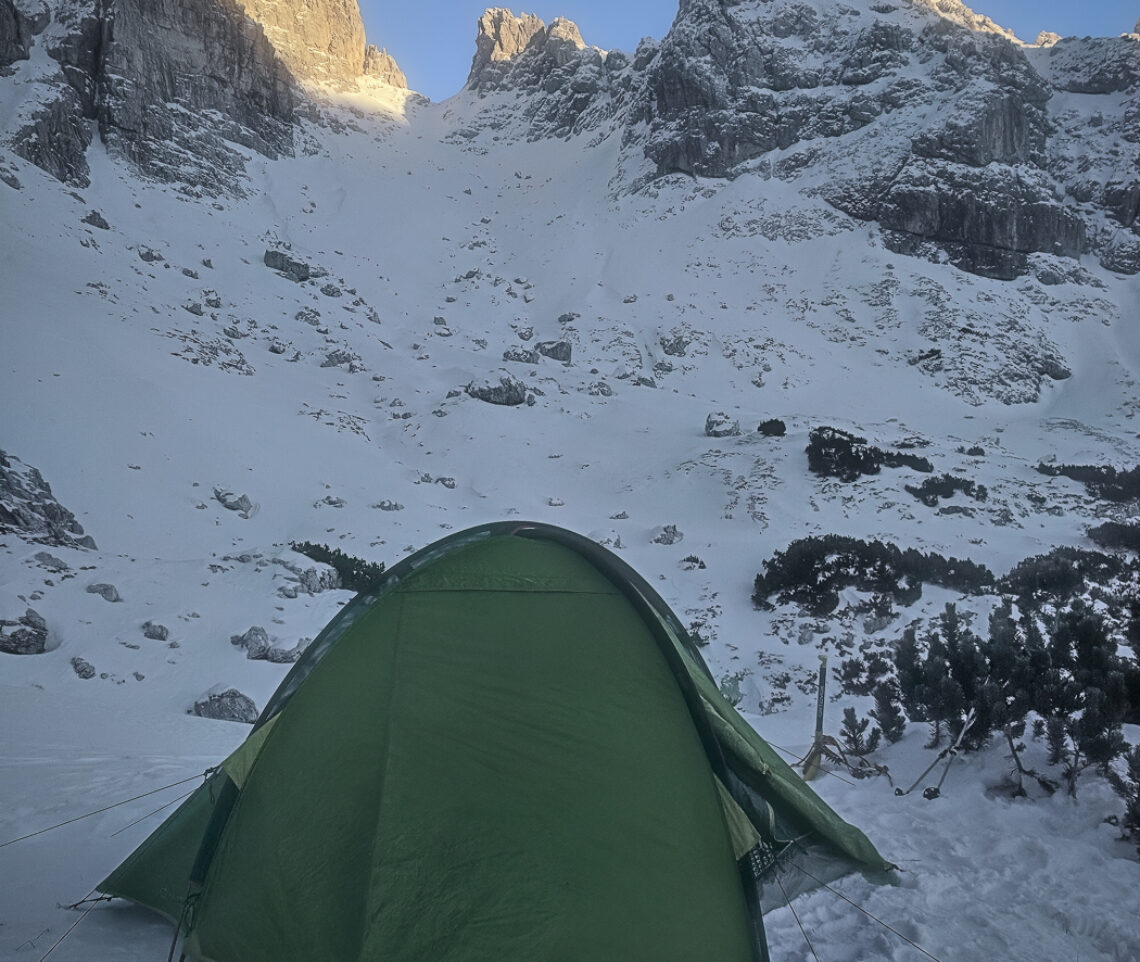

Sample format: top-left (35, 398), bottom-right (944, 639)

top-left (185, 538), bottom-right (756, 962)
top-left (688, 661), bottom-right (889, 870)
top-left (220, 714), bottom-right (278, 789)
top-left (100, 524), bottom-right (888, 962)
top-left (98, 772), bottom-right (226, 923)
top-left (715, 777), bottom-right (763, 859)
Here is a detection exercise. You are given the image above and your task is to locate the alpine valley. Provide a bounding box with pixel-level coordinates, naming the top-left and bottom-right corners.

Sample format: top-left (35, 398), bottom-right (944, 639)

top-left (2, 0), bottom-right (1140, 959)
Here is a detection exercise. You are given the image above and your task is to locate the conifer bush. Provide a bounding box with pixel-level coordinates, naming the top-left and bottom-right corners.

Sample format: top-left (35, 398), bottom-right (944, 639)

top-left (290, 541), bottom-right (387, 593)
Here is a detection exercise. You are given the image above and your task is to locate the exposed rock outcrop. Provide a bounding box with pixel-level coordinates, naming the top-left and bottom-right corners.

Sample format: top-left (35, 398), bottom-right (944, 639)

top-left (0, 0), bottom-right (46, 72)
top-left (465, 372), bottom-right (529, 406)
top-left (193, 687), bottom-right (258, 723)
top-left (0, 608), bottom-right (48, 655)
top-left (462, 9), bottom-right (626, 140)
top-left (624, 0), bottom-right (1130, 277)
top-left (96, 0), bottom-right (296, 192)
top-left (364, 45), bottom-right (406, 87)
top-left (0, 449), bottom-right (96, 549)
top-left (2, 0), bottom-right (408, 192)
top-left (234, 0), bottom-right (366, 87)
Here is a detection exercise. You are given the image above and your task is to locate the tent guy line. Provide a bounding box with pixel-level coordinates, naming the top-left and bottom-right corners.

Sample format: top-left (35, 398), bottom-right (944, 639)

top-left (0, 771), bottom-right (211, 850)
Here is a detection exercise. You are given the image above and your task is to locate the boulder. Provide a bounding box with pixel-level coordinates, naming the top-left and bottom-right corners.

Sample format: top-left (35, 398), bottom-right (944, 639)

top-left (86, 583), bottom-right (121, 602)
top-left (705, 413), bottom-right (741, 438)
top-left (264, 250), bottom-right (314, 282)
top-left (0, 608), bottom-right (48, 655)
top-left (141, 621), bottom-right (169, 641)
top-left (71, 657), bottom-right (96, 679)
top-left (0, 448), bottom-right (97, 548)
top-left (502, 346), bottom-right (540, 364)
top-left (536, 340), bottom-right (572, 362)
top-left (213, 487), bottom-right (254, 518)
top-left (231, 625), bottom-right (271, 660)
top-left (465, 373), bottom-right (529, 406)
top-left (193, 688), bottom-right (258, 724)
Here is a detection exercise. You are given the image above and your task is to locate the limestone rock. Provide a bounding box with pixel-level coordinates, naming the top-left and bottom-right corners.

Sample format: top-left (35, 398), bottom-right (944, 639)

top-left (141, 621), bottom-right (169, 641)
top-left (653, 524), bottom-right (684, 546)
top-left (0, 608), bottom-right (48, 655)
top-left (266, 638), bottom-right (309, 663)
top-left (265, 249), bottom-right (320, 281)
top-left (71, 657), bottom-right (96, 679)
top-left (235, 0), bottom-right (366, 87)
top-left (193, 688), bottom-right (258, 724)
top-left (464, 9), bottom-right (616, 140)
top-left (96, 0), bottom-right (295, 192)
top-left (213, 487), bottom-right (254, 518)
top-left (535, 340), bottom-right (572, 362)
top-left (502, 346), bottom-right (539, 364)
top-left (86, 583), bottom-right (121, 603)
top-left (231, 625), bottom-right (271, 660)
top-left (465, 372), bottom-right (528, 406)
top-left (469, 8), bottom-right (547, 79)
top-left (82, 209), bottom-right (110, 229)
top-left (363, 45), bottom-right (407, 87)
top-left (705, 413), bottom-right (741, 438)
top-left (0, 449), bottom-right (96, 548)
top-left (0, 0), bottom-right (41, 71)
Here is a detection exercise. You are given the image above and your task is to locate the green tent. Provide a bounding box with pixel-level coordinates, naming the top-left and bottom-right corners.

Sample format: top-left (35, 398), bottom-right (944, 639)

top-left (100, 522), bottom-right (888, 962)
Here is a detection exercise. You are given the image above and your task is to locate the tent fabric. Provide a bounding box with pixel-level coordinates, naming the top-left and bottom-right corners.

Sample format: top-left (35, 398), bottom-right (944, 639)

top-left (100, 521), bottom-right (888, 962)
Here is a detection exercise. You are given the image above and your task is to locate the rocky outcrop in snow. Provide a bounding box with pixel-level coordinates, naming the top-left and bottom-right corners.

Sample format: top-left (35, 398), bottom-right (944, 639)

top-left (460, 9), bottom-right (629, 140)
top-left (193, 687), bottom-right (259, 723)
top-left (0, 0), bottom-right (45, 72)
top-left (0, 449), bottom-right (95, 549)
top-left (2, 0), bottom-right (406, 191)
top-left (627, 0), bottom-right (1097, 278)
top-left (0, 608), bottom-right (48, 655)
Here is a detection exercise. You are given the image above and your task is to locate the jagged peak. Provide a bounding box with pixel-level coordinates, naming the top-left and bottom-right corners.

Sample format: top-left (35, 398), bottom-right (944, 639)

top-left (909, 0), bottom-right (1019, 43)
top-left (363, 44), bottom-right (407, 88)
top-left (467, 8), bottom-right (593, 88)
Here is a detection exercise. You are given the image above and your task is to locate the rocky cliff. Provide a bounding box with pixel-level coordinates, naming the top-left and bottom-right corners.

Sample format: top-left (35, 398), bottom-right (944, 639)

top-left (458, 8), bottom-right (632, 141)
top-left (3, 0), bottom-right (1138, 279)
top-left (1, 0), bottom-right (404, 192)
top-left (443, 2), bottom-right (1138, 278)
top-left (624, 0), bottom-right (1107, 278)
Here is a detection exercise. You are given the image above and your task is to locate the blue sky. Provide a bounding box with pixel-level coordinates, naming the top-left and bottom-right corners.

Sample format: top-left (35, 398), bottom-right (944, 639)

top-left (357, 1), bottom-right (1139, 101)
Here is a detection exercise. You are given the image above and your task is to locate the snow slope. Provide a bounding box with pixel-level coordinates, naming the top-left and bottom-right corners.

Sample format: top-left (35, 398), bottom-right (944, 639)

top-left (2, 63), bottom-right (1139, 962)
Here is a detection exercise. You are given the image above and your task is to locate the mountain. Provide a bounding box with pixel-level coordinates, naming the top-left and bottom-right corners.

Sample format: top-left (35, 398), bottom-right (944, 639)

top-left (2, 1), bottom-right (1140, 960)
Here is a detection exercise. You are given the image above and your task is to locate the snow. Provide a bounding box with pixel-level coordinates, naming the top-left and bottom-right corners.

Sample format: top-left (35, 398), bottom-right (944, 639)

top-left (2, 65), bottom-right (1140, 962)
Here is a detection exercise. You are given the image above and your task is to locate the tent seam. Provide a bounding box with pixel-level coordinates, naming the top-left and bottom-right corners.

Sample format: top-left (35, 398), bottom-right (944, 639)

top-left (355, 590), bottom-right (408, 962)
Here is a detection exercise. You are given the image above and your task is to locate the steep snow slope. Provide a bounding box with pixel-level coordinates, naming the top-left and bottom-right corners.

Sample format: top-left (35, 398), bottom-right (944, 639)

top-left (3, 11), bottom-right (1140, 962)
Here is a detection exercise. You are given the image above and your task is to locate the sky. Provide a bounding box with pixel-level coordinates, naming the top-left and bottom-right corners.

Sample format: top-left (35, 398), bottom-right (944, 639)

top-left (358, 0), bottom-right (1139, 101)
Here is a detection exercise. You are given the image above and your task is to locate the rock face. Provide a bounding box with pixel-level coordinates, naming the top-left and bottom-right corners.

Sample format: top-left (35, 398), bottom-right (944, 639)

top-left (95, 0), bottom-right (296, 192)
top-left (364, 45), bottom-right (406, 87)
top-left (620, 0), bottom-right (1137, 277)
top-left (2, 0), bottom-right (407, 192)
top-left (462, 9), bottom-right (628, 140)
top-left (234, 0), bottom-right (367, 87)
top-left (0, 449), bottom-right (96, 549)
top-left (0, 0), bottom-right (44, 73)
